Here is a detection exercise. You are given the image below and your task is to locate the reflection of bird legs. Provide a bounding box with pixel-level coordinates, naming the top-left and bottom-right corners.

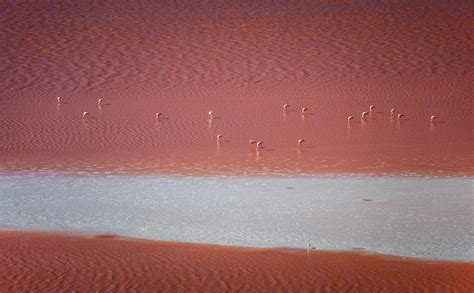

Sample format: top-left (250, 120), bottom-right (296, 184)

top-left (297, 148), bottom-right (304, 156)
top-left (301, 108), bottom-right (309, 119)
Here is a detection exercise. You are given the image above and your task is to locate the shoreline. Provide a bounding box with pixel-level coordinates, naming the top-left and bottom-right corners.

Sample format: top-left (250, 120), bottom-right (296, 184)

top-left (1, 174), bottom-right (472, 262)
top-left (1, 230), bottom-right (473, 292)
top-left (1, 227), bottom-right (472, 264)
top-left (2, 166), bottom-right (474, 180)
top-left (1, 1), bottom-right (473, 290)
top-left (1, 159), bottom-right (473, 178)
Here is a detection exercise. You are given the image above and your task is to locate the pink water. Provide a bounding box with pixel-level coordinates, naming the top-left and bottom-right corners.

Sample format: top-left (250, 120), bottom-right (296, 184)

top-left (1, 1), bottom-right (472, 176)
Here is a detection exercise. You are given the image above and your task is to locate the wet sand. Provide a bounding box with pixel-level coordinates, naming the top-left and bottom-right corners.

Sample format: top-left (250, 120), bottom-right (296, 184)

top-left (1, 231), bottom-right (473, 292)
top-left (1, 1), bottom-right (472, 176)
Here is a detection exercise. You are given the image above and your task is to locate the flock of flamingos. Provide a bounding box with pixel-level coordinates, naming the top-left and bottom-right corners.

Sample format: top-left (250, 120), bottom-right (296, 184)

top-left (56, 96), bottom-right (439, 150)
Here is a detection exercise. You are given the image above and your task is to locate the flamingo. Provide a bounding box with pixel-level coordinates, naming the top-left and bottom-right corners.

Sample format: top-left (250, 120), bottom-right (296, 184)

top-left (347, 116), bottom-right (354, 122)
top-left (208, 111), bottom-right (214, 119)
top-left (248, 140), bottom-right (257, 145)
top-left (297, 139), bottom-right (305, 147)
top-left (155, 112), bottom-right (162, 119)
top-left (301, 107), bottom-right (309, 114)
top-left (82, 112), bottom-right (90, 119)
top-left (430, 115), bottom-right (438, 122)
top-left (98, 99), bottom-right (103, 105)
top-left (57, 96), bottom-right (62, 103)
top-left (361, 112), bottom-right (369, 119)
top-left (217, 134), bottom-right (223, 142)
top-left (397, 114), bottom-right (404, 120)
top-left (369, 105), bottom-right (375, 112)
top-left (283, 104), bottom-right (290, 110)
top-left (390, 109), bottom-right (396, 115)
top-left (256, 141), bottom-right (264, 149)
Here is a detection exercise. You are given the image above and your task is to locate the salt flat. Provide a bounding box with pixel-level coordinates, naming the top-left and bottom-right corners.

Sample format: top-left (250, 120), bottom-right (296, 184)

top-left (1, 173), bottom-right (472, 261)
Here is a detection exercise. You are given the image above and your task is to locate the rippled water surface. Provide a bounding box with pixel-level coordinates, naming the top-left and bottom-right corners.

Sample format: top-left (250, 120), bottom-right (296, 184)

top-left (1, 0), bottom-right (472, 271)
top-left (1, 0), bottom-right (472, 176)
top-left (1, 173), bottom-right (472, 261)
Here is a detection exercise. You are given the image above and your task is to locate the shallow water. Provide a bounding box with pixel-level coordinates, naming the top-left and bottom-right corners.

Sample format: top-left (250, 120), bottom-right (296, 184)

top-left (1, 1), bottom-right (471, 94)
top-left (1, 0), bottom-right (472, 272)
top-left (1, 1), bottom-right (472, 176)
top-left (1, 173), bottom-right (472, 261)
